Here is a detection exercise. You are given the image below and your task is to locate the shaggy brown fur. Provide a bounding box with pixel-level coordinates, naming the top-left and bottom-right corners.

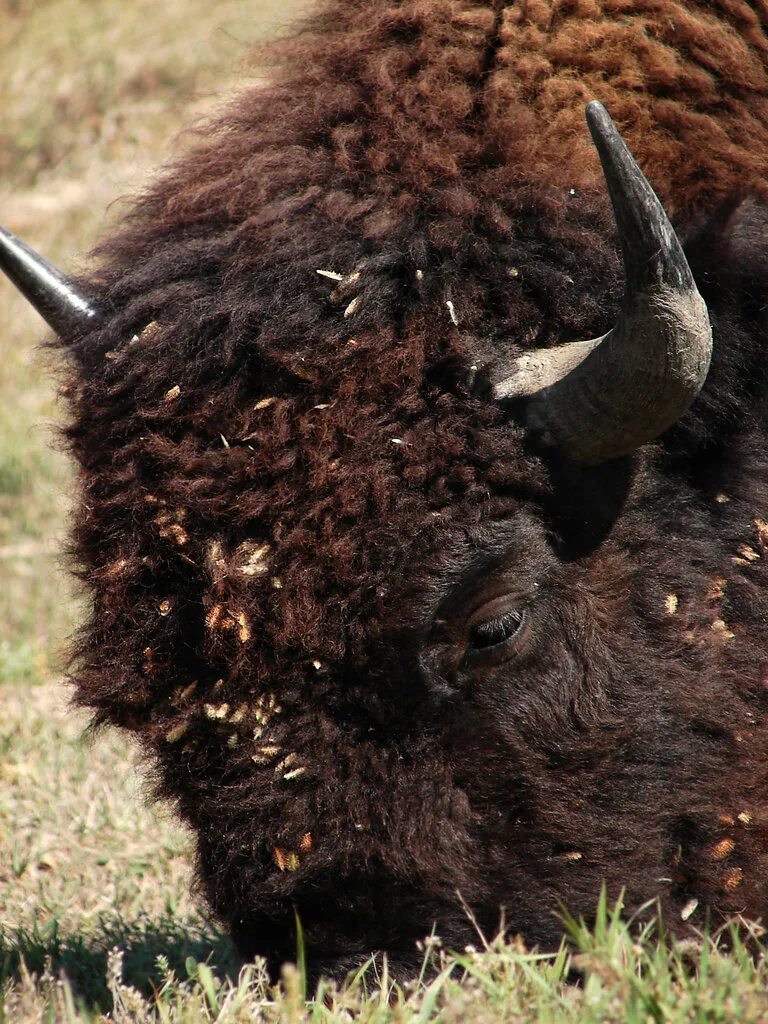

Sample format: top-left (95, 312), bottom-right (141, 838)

top-left (57, 0), bottom-right (768, 979)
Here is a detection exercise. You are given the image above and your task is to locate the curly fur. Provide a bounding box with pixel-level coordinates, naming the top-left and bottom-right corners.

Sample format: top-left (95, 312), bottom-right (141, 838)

top-left (56, 0), bottom-right (768, 979)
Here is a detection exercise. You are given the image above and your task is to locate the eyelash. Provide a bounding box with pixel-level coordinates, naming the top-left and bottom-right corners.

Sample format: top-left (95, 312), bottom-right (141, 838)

top-left (469, 607), bottom-right (528, 651)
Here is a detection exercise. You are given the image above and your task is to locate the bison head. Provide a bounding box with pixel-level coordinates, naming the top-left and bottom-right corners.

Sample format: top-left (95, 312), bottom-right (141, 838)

top-left (3, 99), bottom-right (768, 981)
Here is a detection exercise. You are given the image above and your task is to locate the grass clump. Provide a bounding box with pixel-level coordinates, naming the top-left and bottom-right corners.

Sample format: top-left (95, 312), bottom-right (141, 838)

top-left (3, 896), bottom-right (768, 1022)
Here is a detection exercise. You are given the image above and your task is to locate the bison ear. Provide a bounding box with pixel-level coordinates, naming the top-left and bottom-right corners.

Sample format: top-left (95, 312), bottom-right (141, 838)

top-left (0, 226), bottom-right (100, 337)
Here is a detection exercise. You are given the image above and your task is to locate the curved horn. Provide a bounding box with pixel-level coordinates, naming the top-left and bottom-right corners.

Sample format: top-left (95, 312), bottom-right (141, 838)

top-left (0, 225), bottom-right (99, 336)
top-left (490, 101), bottom-right (712, 465)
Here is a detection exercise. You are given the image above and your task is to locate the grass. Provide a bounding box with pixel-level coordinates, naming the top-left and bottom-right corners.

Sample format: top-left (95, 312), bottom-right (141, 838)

top-left (2, 0), bottom-right (768, 1019)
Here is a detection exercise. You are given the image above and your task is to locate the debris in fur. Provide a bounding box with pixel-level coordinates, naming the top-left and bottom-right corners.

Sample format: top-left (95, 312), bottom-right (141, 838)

top-left (275, 753), bottom-right (297, 775)
top-left (236, 542), bottom-right (271, 576)
top-left (344, 296), bottom-right (360, 318)
top-left (446, 299), bottom-right (459, 326)
top-left (709, 837), bottom-right (736, 861)
top-left (735, 544), bottom-right (760, 564)
top-left (711, 619), bottom-right (735, 641)
top-left (722, 867), bottom-right (744, 892)
top-left (165, 722), bottom-right (189, 743)
top-left (204, 703), bottom-right (230, 720)
top-left (706, 577), bottom-right (727, 602)
top-left (205, 604), bottom-right (223, 631)
top-left (665, 594), bottom-right (679, 615)
top-left (234, 610), bottom-right (250, 644)
top-left (252, 744), bottom-right (281, 764)
top-left (681, 898), bottom-right (699, 922)
top-left (164, 385), bottom-right (181, 401)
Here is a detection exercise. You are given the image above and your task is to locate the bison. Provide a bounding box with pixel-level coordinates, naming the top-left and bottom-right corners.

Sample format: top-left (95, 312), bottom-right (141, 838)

top-left (4, 0), bottom-right (768, 982)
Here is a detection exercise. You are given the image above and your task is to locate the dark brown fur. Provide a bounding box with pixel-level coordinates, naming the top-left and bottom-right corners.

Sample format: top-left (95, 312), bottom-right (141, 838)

top-left (58, 0), bottom-right (768, 979)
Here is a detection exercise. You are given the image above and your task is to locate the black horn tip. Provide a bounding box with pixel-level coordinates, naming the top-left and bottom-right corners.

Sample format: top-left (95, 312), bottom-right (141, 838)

top-left (582, 101), bottom-right (693, 293)
top-left (0, 225), bottom-right (100, 338)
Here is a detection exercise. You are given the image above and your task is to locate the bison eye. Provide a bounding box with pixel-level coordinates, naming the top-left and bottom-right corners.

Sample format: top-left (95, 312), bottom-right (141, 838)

top-left (470, 608), bottom-right (527, 650)
top-left (464, 597), bottom-right (530, 664)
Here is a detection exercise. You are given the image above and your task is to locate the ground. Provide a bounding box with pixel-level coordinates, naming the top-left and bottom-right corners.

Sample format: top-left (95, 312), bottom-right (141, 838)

top-left (3, 1), bottom-right (768, 1019)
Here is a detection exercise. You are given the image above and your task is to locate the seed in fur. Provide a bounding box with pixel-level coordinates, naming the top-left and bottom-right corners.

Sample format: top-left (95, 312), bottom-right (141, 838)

top-left (205, 604), bottom-right (223, 631)
top-left (169, 524), bottom-right (188, 545)
top-left (283, 767), bottom-right (307, 781)
top-left (178, 682), bottom-right (197, 701)
top-left (275, 753), bottom-right (297, 775)
top-left (754, 519), bottom-right (768, 545)
top-left (237, 543), bottom-right (271, 576)
top-left (709, 837), bottom-right (735, 861)
top-left (719, 814), bottom-right (735, 827)
top-left (138, 321), bottom-right (161, 343)
top-left (227, 734), bottom-right (240, 749)
top-left (706, 577), bottom-right (727, 602)
top-left (681, 898), bottom-right (699, 922)
top-left (446, 299), bottom-right (459, 327)
top-left (252, 745), bottom-right (281, 764)
top-left (229, 704), bottom-right (248, 724)
top-left (164, 385), bottom-right (181, 402)
top-left (316, 269), bottom-right (344, 281)
top-left (722, 867), bottom-right (744, 892)
top-left (299, 833), bottom-right (312, 853)
top-left (738, 812), bottom-right (752, 826)
top-left (312, 660), bottom-right (322, 671)
top-left (344, 296), bottom-right (360, 318)
top-left (253, 694), bottom-right (281, 723)
top-left (271, 577), bottom-right (283, 589)
top-left (563, 851), bottom-right (583, 862)
top-left (507, 267), bottom-right (520, 278)
top-left (665, 594), bottom-right (679, 615)
top-left (273, 847), bottom-right (288, 870)
top-left (254, 396), bottom-right (277, 410)
top-left (234, 611), bottom-right (250, 644)
top-left (204, 703), bottom-right (230, 721)
top-left (737, 545), bottom-right (760, 562)
top-left (714, 493), bottom-right (730, 504)
top-left (165, 722), bottom-right (189, 743)
top-left (415, 269), bottom-right (424, 281)
top-left (711, 619), bottom-right (735, 641)
top-left (158, 599), bottom-right (172, 616)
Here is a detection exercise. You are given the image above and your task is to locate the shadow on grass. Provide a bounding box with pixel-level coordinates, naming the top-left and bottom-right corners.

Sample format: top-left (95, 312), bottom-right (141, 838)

top-left (0, 912), bottom-right (239, 1012)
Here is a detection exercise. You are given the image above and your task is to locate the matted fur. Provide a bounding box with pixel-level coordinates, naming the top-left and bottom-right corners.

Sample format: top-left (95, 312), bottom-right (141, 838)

top-left (57, 0), bottom-right (768, 978)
